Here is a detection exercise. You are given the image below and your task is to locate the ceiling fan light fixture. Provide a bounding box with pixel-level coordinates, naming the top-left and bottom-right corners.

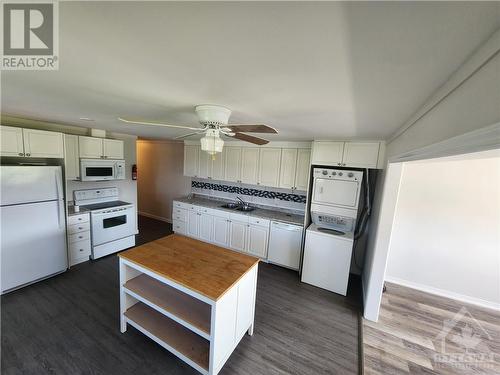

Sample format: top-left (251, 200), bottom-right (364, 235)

top-left (195, 104), bottom-right (231, 126)
top-left (200, 129), bottom-right (224, 156)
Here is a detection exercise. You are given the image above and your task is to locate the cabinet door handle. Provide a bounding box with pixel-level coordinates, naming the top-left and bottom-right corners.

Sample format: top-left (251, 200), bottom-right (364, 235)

top-left (18, 153), bottom-right (24, 156)
top-left (26, 153), bottom-right (31, 156)
top-left (79, 249), bottom-right (84, 252)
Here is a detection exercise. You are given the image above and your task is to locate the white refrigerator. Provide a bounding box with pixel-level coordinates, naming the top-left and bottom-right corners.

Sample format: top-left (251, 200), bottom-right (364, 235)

top-left (1, 166), bottom-right (67, 293)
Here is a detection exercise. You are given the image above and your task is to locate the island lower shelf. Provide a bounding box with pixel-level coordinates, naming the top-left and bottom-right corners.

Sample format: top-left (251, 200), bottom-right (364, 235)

top-left (118, 235), bottom-right (259, 375)
top-left (125, 302), bottom-right (210, 371)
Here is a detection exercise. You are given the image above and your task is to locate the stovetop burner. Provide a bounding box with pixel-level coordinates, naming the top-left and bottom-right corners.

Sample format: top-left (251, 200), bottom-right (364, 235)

top-left (80, 200), bottom-right (132, 211)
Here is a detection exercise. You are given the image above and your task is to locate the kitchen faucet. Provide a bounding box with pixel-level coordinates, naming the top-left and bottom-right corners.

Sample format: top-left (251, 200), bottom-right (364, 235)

top-left (236, 196), bottom-right (248, 206)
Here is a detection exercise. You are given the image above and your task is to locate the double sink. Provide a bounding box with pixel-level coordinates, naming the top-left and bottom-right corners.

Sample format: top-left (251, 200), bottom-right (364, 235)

top-left (220, 202), bottom-right (256, 212)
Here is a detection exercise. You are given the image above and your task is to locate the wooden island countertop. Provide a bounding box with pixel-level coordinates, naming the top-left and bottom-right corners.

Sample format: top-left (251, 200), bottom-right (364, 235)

top-left (118, 234), bottom-right (259, 301)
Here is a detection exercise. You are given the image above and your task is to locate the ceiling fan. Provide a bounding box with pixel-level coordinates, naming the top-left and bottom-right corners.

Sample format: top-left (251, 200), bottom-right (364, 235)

top-left (118, 105), bottom-right (278, 156)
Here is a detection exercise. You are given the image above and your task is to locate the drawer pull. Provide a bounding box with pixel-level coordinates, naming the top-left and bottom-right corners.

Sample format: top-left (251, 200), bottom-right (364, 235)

top-left (78, 236), bottom-right (83, 239)
top-left (79, 249), bottom-right (84, 252)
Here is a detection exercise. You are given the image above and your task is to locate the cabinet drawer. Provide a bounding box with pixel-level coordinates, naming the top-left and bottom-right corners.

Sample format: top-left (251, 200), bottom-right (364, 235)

top-left (211, 209), bottom-right (230, 219)
top-left (173, 220), bottom-right (187, 234)
top-left (249, 217), bottom-right (270, 228)
top-left (172, 208), bottom-right (188, 222)
top-left (69, 239), bottom-right (91, 260)
top-left (173, 201), bottom-right (190, 210)
top-left (68, 231), bottom-right (90, 243)
top-left (229, 213), bottom-right (249, 223)
top-left (68, 213), bottom-right (90, 225)
top-left (68, 221), bottom-right (90, 234)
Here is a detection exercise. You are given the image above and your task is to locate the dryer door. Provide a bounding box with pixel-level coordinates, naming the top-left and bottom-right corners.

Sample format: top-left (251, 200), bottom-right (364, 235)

top-left (312, 178), bottom-right (360, 208)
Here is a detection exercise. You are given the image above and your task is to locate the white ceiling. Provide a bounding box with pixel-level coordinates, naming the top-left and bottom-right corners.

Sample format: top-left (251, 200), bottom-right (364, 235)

top-left (2, 2), bottom-right (499, 141)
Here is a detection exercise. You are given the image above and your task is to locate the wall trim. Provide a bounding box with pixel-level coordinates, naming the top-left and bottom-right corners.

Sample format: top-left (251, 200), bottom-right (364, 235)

top-left (389, 122), bottom-right (500, 163)
top-left (138, 211), bottom-right (172, 223)
top-left (388, 29), bottom-right (500, 144)
top-left (184, 140), bottom-right (312, 148)
top-left (385, 276), bottom-right (500, 312)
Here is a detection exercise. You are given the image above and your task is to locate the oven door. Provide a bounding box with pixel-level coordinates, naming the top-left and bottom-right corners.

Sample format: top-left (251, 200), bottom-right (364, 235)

top-left (312, 178), bottom-right (361, 209)
top-left (91, 206), bottom-right (135, 245)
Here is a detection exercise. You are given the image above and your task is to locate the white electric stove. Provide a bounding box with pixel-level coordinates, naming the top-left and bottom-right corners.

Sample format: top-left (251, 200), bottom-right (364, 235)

top-left (74, 188), bottom-right (135, 259)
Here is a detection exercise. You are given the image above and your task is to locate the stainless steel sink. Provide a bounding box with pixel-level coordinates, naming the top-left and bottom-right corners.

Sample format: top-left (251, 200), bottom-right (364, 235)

top-left (220, 203), bottom-right (239, 209)
top-left (236, 206), bottom-right (255, 212)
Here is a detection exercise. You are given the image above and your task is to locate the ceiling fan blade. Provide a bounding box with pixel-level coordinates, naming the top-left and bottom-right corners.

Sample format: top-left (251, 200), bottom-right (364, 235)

top-left (174, 131), bottom-right (206, 140)
top-left (229, 132), bottom-right (269, 145)
top-left (118, 117), bottom-right (203, 131)
top-left (222, 124), bottom-right (277, 134)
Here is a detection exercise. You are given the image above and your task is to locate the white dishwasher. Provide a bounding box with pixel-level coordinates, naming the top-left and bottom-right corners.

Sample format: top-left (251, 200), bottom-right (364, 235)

top-left (267, 221), bottom-right (303, 270)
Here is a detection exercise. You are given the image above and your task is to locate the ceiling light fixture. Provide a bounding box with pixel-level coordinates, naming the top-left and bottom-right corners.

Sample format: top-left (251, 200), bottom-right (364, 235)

top-left (200, 129), bottom-right (224, 159)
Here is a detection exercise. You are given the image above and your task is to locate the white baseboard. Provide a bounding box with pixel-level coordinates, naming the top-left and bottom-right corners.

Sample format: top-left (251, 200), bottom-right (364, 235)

top-left (138, 211), bottom-right (172, 224)
top-left (385, 276), bottom-right (500, 312)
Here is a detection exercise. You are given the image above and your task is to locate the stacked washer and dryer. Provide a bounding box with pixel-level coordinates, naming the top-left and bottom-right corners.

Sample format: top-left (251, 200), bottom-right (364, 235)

top-left (301, 168), bottom-right (364, 296)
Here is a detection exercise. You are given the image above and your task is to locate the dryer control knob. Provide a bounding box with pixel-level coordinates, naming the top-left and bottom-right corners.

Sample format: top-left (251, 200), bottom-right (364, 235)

top-left (332, 172), bottom-right (337, 176)
top-left (338, 172), bottom-right (343, 176)
top-left (322, 170), bottom-right (328, 175)
top-left (348, 172), bottom-right (354, 177)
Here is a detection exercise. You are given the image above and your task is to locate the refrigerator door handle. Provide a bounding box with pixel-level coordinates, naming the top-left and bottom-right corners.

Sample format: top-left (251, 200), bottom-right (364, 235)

top-left (55, 170), bottom-right (64, 229)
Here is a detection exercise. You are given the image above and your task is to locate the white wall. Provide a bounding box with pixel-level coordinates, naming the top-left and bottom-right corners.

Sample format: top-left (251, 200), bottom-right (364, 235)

top-left (385, 152), bottom-right (500, 310)
top-left (363, 30), bottom-right (500, 321)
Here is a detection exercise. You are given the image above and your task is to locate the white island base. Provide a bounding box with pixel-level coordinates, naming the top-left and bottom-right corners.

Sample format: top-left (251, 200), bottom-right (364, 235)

top-left (118, 236), bottom-right (259, 375)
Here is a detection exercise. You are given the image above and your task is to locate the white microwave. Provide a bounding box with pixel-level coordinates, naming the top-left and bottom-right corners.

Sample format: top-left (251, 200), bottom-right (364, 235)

top-left (80, 159), bottom-right (126, 181)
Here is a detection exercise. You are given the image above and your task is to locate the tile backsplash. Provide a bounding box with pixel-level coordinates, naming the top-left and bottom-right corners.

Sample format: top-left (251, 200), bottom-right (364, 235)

top-left (191, 179), bottom-right (306, 212)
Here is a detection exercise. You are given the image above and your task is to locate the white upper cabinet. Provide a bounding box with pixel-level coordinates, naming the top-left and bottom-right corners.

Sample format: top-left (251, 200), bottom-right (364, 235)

top-left (0, 126), bottom-right (24, 156)
top-left (279, 148), bottom-right (298, 189)
top-left (342, 142), bottom-right (380, 169)
top-left (0, 126), bottom-right (63, 158)
top-left (22, 129), bottom-right (64, 158)
top-left (311, 141), bottom-right (344, 166)
top-left (79, 136), bottom-right (103, 158)
top-left (240, 148), bottom-right (260, 184)
top-left (295, 148), bottom-right (311, 191)
top-left (78, 136), bottom-right (124, 159)
top-left (184, 145), bottom-right (199, 177)
top-left (279, 148), bottom-right (311, 191)
top-left (198, 150), bottom-right (211, 179)
top-left (211, 150), bottom-right (225, 180)
top-left (258, 148), bottom-right (281, 187)
top-left (103, 139), bottom-right (124, 159)
top-left (311, 141), bottom-right (382, 169)
top-left (224, 147), bottom-right (241, 182)
top-left (64, 134), bottom-right (80, 180)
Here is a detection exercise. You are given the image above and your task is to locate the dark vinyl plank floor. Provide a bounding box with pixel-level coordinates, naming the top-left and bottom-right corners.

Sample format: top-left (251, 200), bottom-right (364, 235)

top-left (1, 216), bottom-right (362, 375)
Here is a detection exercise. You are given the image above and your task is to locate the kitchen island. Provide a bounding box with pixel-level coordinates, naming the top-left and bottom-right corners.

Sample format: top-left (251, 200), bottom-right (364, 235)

top-left (118, 234), bottom-right (259, 375)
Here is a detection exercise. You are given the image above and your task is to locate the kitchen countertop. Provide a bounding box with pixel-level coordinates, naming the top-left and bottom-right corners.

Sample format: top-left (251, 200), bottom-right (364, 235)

top-left (67, 205), bottom-right (90, 216)
top-left (175, 196), bottom-right (305, 226)
top-left (119, 234), bottom-right (259, 301)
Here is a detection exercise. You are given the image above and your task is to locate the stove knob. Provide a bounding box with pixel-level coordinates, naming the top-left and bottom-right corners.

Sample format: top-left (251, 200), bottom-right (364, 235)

top-left (338, 172), bottom-right (343, 176)
top-left (322, 170), bottom-right (328, 175)
top-left (348, 172), bottom-right (354, 178)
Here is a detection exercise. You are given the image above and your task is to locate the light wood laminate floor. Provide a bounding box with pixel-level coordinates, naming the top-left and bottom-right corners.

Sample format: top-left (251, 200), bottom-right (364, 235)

top-left (363, 282), bottom-right (500, 375)
top-left (1, 216), bottom-right (363, 375)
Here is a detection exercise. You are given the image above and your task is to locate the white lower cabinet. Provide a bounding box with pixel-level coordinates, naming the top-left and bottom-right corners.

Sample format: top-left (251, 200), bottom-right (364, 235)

top-left (247, 225), bottom-right (268, 258)
top-left (213, 216), bottom-right (230, 247)
top-left (173, 201), bottom-right (271, 259)
top-left (187, 209), bottom-right (200, 237)
top-left (199, 213), bottom-right (214, 242)
top-left (67, 212), bottom-right (91, 266)
top-left (229, 220), bottom-right (247, 252)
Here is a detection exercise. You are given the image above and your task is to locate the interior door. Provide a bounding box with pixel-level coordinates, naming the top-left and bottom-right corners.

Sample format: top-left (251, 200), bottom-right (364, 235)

top-left (1, 201), bottom-right (67, 292)
top-left (313, 178), bottom-right (360, 208)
